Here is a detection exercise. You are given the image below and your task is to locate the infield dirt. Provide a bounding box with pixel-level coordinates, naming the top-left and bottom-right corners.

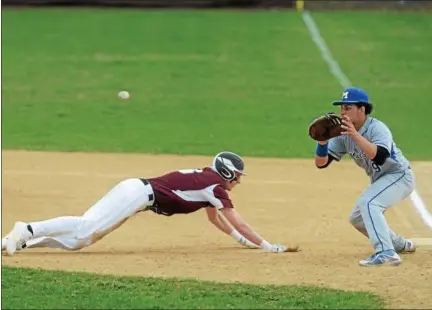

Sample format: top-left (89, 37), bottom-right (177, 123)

top-left (2, 150), bottom-right (432, 308)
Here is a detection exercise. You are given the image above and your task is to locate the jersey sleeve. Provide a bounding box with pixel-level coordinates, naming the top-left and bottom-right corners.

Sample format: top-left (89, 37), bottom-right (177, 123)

top-left (369, 121), bottom-right (393, 152)
top-left (327, 136), bottom-right (346, 161)
top-left (210, 185), bottom-right (234, 209)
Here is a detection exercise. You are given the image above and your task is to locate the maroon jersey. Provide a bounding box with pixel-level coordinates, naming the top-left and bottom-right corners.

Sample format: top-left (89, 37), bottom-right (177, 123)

top-left (147, 167), bottom-right (233, 216)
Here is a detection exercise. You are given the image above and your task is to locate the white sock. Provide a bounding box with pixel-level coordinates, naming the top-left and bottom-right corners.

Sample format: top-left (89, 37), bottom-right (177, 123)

top-left (29, 216), bottom-right (82, 239)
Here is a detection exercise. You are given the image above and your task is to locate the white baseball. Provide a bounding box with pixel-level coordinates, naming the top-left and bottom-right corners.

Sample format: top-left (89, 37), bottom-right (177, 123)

top-left (118, 91), bottom-right (130, 100)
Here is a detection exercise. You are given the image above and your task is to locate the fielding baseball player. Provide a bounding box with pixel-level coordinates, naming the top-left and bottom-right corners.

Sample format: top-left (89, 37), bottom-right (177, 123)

top-left (313, 87), bottom-right (416, 267)
top-left (2, 151), bottom-right (297, 255)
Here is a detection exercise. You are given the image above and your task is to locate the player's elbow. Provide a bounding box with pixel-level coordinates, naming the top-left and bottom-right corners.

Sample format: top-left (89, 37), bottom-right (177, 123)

top-left (315, 159), bottom-right (329, 169)
top-left (372, 146), bottom-right (390, 166)
top-left (315, 154), bottom-right (335, 169)
top-left (316, 163), bottom-right (328, 169)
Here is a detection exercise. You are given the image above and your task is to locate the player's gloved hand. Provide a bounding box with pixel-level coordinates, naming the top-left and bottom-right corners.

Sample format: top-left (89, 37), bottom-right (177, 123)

top-left (271, 244), bottom-right (288, 253)
top-left (325, 112), bottom-right (343, 126)
top-left (309, 112), bottom-right (343, 142)
top-left (231, 230), bottom-right (259, 249)
top-left (270, 244), bottom-right (300, 253)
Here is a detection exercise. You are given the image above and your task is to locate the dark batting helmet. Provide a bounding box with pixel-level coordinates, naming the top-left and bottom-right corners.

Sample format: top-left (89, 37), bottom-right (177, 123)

top-left (212, 151), bottom-right (246, 181)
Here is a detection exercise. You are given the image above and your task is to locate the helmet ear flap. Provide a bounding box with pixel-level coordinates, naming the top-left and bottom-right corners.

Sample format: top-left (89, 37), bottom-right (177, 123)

top-left (220, 165), bottom-right (235, 181)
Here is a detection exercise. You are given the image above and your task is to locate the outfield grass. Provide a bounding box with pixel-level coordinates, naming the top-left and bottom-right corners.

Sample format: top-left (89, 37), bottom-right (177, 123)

top-left (3, 9), bottom-right (431, 159)
top-left (2, 8), bottom-right (332, 158)
top-left (1, 266), bottom-right (384, 309)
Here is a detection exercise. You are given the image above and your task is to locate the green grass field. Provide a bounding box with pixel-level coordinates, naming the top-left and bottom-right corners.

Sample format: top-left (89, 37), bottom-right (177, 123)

top-left (2, 7), bottom-right (431, 309)
top-left (3, 9), bottom-right (431, 159)
top-left (1, 266), bottom-right (383, 309)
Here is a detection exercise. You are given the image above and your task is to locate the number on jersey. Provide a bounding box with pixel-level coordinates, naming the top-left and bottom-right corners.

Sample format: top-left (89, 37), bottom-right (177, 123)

top-left (371, 162), bottom-right (381, 172)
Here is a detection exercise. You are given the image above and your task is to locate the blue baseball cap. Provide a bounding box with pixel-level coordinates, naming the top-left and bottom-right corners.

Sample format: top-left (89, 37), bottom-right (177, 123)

top-left (332, 87), bottom-right (371, 105)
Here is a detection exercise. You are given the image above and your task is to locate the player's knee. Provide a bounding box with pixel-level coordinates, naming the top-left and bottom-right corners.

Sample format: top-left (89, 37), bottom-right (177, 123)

top-left (349, 212), bottom-right (364, 226)
top-left (68, 219), bottom-right (97, 248)
top-left (349, 214), bottom-right (359, 226)
top-left (350, 219), bottom-right (365, 231)
top-left (65, 234), bottom-right (91, 251)
top-left (66, 243), bottom-right (86, 251)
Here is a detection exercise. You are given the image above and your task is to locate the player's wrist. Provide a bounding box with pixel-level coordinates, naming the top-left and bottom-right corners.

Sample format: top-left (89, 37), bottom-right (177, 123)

top-left (230, 230), bottom-right (258, 248)
top-left (230, 230), bottom-right (244, 243)
top-left (316, 142), bottom-right (328, 157)
top-left (350, 131), bottom-right (362, 141)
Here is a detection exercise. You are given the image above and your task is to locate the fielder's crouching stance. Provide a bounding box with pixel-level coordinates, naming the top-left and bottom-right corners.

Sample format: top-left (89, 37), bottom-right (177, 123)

top-left (309, 87), bottom-right (416, 267)
top-left (2, 151), bottom-right (298, 255)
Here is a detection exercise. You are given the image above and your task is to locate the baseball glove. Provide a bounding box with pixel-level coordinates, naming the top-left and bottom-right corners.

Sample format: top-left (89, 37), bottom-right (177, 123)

top-left (308, 112), bottom-right (343, 142)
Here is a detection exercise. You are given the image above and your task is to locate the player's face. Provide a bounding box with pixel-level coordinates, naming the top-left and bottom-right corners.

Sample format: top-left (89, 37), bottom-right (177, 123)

top-left (340, 104), bottom-right (365, 128)
top-left (224, 173), bottom-right (242, 191)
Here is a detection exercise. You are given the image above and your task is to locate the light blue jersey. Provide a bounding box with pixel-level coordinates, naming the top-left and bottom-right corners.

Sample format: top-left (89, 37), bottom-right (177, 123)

top-left (327, 117), bottom-right (410, 183)
top-left (322, 86), bottom-right (416, 264)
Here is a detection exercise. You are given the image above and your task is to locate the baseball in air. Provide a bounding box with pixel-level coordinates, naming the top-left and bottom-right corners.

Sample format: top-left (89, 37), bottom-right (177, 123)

top-left (118, 91), bottom-right (130, 100)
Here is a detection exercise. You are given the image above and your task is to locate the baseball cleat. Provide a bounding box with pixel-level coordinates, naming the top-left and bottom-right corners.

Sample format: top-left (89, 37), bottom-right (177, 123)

top-left (5, 222), bottom-right (33, 256)
top-left (359, 250), bottom-right (402, 267)
top-left (2, 235), bottom-right (25, 253)
top-left (398, 239), bottom-right (416, 254)
top-left (1, 236), bottom-right (9, 251)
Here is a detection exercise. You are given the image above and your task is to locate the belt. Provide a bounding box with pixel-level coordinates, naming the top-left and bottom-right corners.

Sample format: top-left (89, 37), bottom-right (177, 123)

top-left (139, 178), bottom-right (169, 215)
top-left (140, 178), bottom-right (155, 205)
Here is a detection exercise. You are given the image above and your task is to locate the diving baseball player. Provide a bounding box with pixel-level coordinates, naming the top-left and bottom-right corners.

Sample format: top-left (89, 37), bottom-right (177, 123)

top-left (2, 151), bottom-right (296, 255)
top-left (314, 87), bottom-right (416, 267)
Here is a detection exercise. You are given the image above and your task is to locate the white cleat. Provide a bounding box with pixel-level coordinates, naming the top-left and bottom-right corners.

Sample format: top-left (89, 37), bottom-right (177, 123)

top-left (5, 222), bottom-right (32, 256)
top-left (359, 250), bottom-right (402, 267)
top-left (2, 235), bottom-right (24, 253)
top-left (1, 236), bottom-right (9, 251)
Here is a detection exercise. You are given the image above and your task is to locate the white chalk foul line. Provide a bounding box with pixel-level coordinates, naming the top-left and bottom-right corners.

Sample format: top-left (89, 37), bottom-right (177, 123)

top-left (301, 11), bottom-right (352, 89)
top-left (301, 10), bottom-right (432, 231)
top-left (410, 238), bottom-right (432, 246)
top-left (410, 191), bottom-right (432, 230)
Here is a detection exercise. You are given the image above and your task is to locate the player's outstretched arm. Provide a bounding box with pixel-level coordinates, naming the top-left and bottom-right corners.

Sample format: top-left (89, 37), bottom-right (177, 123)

top-left (205, 207), bottom-right (258, 248)
top-left (220, 208), bottom-right (298, 253)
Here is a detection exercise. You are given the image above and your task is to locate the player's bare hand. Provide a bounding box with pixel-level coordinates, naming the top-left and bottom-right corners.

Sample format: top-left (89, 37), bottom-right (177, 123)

top-left (341, 115), bottom-right (357, 137)
top-left (271, 244), bottom-right (300, 253)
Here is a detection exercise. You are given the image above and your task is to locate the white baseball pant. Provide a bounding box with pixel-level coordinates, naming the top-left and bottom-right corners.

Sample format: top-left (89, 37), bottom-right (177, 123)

top-left (25, 178), bottom-right (154, 251)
